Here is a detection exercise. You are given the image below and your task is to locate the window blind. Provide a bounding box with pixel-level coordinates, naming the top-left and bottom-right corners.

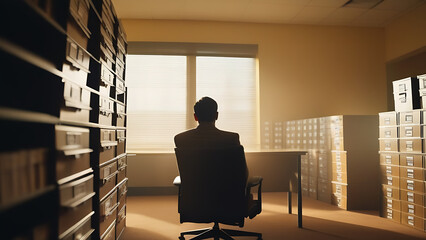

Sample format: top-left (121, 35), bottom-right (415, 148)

top-left (126, 55), bottom-right (187, 152)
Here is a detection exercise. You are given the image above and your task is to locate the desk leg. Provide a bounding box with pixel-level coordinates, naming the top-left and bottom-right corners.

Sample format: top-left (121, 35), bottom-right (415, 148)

top-left (298, 154), bottom-right (302, 228)
top-left (288, 192), bottom-right (292, 214)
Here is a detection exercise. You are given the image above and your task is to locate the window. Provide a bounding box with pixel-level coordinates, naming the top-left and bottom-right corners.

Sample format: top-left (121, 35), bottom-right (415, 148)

top-left (126, 54), bottom-right (259, 152)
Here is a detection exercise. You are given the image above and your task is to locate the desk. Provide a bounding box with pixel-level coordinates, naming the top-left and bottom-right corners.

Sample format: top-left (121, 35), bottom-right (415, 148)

top-left (246, 150), bottom-right (307, 228)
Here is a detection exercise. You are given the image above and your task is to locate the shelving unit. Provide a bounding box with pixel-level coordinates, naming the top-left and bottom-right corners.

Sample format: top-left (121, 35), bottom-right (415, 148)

top-left (284, 115), bottom-right (379, 210)
top-left (0, 0), bottom-right (128, 239)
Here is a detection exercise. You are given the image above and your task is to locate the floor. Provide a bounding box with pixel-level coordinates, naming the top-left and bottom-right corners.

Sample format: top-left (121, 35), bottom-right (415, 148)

top-left (120, 192), bottom-right (426, 240)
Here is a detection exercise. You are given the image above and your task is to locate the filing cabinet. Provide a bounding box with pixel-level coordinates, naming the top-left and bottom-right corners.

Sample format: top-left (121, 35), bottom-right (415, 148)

top-left (0, 0), bottom-right (128, 238)
top-left (285, 115), bottom-right (378, 209)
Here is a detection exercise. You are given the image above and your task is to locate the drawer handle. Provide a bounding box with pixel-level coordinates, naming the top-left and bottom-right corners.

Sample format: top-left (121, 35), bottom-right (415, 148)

top-left (102, 171), bottom-right (118, 184)
top-left (64, 101), bottom-right (92, 111)
top-left (105, 203), bottom-right (119, 219)
top-left (117, 213), bottom-right (126, 223)
top-left (63, 148), bottom-right (93, 157)
top-left (118, 164), bottom-right (127, 171)
top-left (63, 192), bottom-right (95, 209)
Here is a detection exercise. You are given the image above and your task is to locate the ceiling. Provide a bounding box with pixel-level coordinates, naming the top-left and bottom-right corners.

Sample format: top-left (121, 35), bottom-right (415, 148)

top-left (112, 0), bottom-right (425, 27)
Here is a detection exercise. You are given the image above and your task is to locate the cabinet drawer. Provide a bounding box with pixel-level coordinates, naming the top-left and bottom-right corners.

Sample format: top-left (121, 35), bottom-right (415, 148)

top-left (399, 138), bottom-right (422, 153)
top-left (381, 165), bottom-right (399, 177)
top-left (331, 193), bottom-right (347, 209)
top-left (117, 179), bottom-right (128, 211)
top-left (400, 125), bottom-right (421, 138)
top-left (60, 80), bottom-right (91, 123)
top-left (400, 166), bottom-right (425, 181)
top-left (100, 44), bottom-right (115, 70)
top-left (99, 160), bottom-right (118, 201)
top-left (382, 176), bottom-right (400, 188)
top-left (382, 196), bottom-right (401, 211)
top-left (115, 103), bottom-right (126, 127)
top-left (63, 39), bottom-right (90, 85)
top-left (400, 178), bottom-right (425, 193)
top-left (332, 171), bottom-right (347, 184)
top-left (400, 154), bottom-right (423, 168)
top-left (99, 129), bottom-right (117, 165)
top-left (69, 0), bottom-right (90, 40)
top-left (59, 177), bottom-right (95, 236)
top-left (379, 127), bottom-right (398, 138)
top-left (101, 4), bottom-right (115, 37)
top-left (400, 189), bottom-right (426, 206)
top-left (99, 96), bottom-right (114, 126)
top-left (332, 182), bottom-right (347, 196)
top-left (116, 205), bottom-right (126, 240)
top-left (67, 13), bottom-right (90, 51)
top-left (116, 58), bottom-right (125, 79)
top-left (401, 202), bottom-right (426, 218)
top-left (382, 185), bottom-right (400, 199)
top-left (116, 79), bottom-right (126, 103)
top-left (117, 130), bottom-right (126, 155)
top-left (56, 125), bottom-right (90, 150)
top-left (379, 112), bottom-right (398, 126)
top-left (399, 110), bottom-right (421, 125)
top-left (60, 212), bottom-right (94, 240)
top-left (401, 213), bottom-right (426, 231)
top-left (117, 164), bottom-right (127, 185)
top-left (382, 207), bottom-right (401, 223)
top-left (100, 189), bottom-right (118, 236)
top-left (56, 149), bottom-right (92, 183)
top-left (101, 220), bottom-right (116, 240)
top-left (393, 78), bottom-right (420, 112)
top-left (380, 153), bottom-right (399, 165)
top-left (379, 139), bottom-right (398, 152)
top-left (100, 25), bottom-right (115, 54)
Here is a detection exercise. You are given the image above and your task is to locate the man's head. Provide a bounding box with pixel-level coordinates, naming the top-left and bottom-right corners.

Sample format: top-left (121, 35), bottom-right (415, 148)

top-left (194, 97), bottom-right (218, 123)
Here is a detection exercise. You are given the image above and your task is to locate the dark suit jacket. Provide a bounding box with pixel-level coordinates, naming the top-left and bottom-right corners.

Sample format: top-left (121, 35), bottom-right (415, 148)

top-left (174, 123), bottom-right (240, 149)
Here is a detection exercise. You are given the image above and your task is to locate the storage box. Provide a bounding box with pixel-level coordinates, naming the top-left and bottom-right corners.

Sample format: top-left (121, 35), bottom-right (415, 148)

top-left (100, 25), bottom-right (115, 54)
top-left (99, 159), bottom-right (117, 201)
top-left (400, 178), bottom-right (425, 192)
top-left (116, 79), bottom-right (126, 103)
top-left (401, 213), bottom-right (426, 231)
top-left (380, 153), bottom-right (399, 166)
top-left (69, 0), bottom-right (90, 39)
top-left (382, 196), bottom-right (401, 211)
top-left (401, 201), bottom-right (426, 218)
top-left (399, 125), bottom-right (421, 138)
top-left (59, 175), bottom-right (95, 237)
top-left (379, 139), bottom-right (398, 152)
top-left (60, 80), bottom-right (91, 123)
top-left (379, 112), bottom-right (398, 126)
top-left (100, 63), bottom-right (115, 98)
top-left (381, 165), bottom-right (400, 177)
top-left (100, 189), bottom-right (118, 236)
top-left (382, 207), bottom-right (401, 223)
top-left (400, 189), bottom-right (425, 206)
top-left (400, 154), bottom-right (423, 168)
top-left (393, 77), bottom-right (420, 112)
top-left (399, 110), bottom-right (422, 125)
top-left (383, 185), bottom-right (400, 199)
top-left (66, 10), bottom-right (90, 51)
top-left (399, 138), bottom-right (422, 153)
top-left (332, 182), bottom-right (347, 196)
top-left (382, 176), bottom-right (400, 188)
top-left (399, 166), bottom-right (425, 181)
top-left (116, 59), bottom-right (125, 79)
top-left (331, 193), bottom-right (347, 209)
top-left (379, 126), bottom-right (398, 138)
top-left (63, 38), bottom-right (90, 85)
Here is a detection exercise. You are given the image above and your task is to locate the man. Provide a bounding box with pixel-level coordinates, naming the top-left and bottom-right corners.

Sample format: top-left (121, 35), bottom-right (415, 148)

top-left (174, 96), bottom-right (240, 149)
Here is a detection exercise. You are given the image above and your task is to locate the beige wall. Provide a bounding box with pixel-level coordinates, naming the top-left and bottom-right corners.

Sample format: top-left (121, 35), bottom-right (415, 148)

top-left (385, 3), bottom-right (426, 62)
top-left (122, 19), bottom-right (388, 190)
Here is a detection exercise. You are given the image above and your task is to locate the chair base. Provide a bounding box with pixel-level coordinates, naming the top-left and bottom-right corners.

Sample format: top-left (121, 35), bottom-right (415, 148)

top-left (179, 222), bottom-right (262, 240)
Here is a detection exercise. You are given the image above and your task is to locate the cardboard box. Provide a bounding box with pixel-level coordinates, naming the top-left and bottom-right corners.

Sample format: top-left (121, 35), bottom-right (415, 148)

top-left (380, 153), bottom-right (400, 166)
top-left (382, 207), bottom-right (401, 223)
top-left (383, 196), bottom-right (401, 211)
top-left (400, 166), bottom-right (425, 181)
top-left (401, 213), bottom-right (426, 231)
top-left (399, 110), bottom-right (422, 125)
top-left (399, 125), bottom-right (421, 138)
top-left (379, 111), bottom-right (398, 126)
top-left (400, 178), bottom-right (425, 192)
top-left (332, 182), bottom-right (347, 196)
top-left (401, 189), bottom-right (426, 206)
top-left (399, 138), bottom-right (422, 153)
top-left (401, 201), bottom-right (426, 218)
top-left (400, 154), bottom-right (423, 168)
top-left (382, 176), bottom-right (400, 188)
top-left (379, 126), bottom-right (398, 138)
top-left (331, 193), bottom-right (347, 209)
top-left (379, 139), bottom-right (398, 152)
top-left (383, 185), bottom-right (400, 199)
top-left (381, 165), bottom-right (400, 177)
top-left (393, 76), bottom-right (420, 112)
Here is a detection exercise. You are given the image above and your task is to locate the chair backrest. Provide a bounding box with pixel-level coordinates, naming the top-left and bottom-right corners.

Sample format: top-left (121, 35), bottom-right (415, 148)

top-left (175, 145), bottom-right (248, 225)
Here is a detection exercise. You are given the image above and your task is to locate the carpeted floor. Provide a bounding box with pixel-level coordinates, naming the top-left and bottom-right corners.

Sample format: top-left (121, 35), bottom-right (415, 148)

top-left (121, 192), bottom-right (426, 240)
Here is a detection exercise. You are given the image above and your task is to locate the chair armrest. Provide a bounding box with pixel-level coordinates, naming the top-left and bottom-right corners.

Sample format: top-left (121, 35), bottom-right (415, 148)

top-left (247, 176), bottom-right (263, 188)
top-left (173, 176), bottom-right (181, 186)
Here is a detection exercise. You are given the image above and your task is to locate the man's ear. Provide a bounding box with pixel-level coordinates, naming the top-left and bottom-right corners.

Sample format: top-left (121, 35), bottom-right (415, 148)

top-left (194, 113), bottom-right (198, 121)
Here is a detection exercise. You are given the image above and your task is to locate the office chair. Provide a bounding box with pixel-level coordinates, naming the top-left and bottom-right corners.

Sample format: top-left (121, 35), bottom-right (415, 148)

top-left (173, 145), bottom-right (263, 240)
